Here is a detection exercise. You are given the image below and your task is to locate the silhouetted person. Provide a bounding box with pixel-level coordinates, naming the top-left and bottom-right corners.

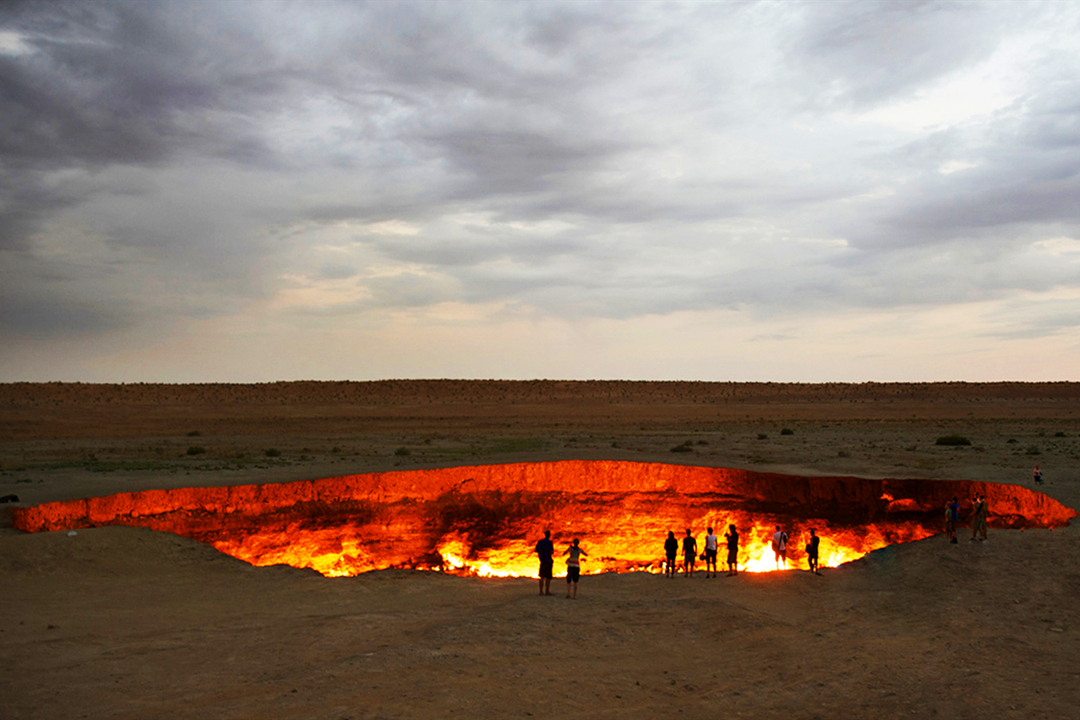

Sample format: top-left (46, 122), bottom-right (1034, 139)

top-left (535, 530), bottom-right (554, 595)
top-left (725, 525), bottom-right (739, 575)
top-left (564, 538), bottom-right (587, 599)
top-left (772, 525), bottom-right (788, 569)
top-left (682, 528), bottom-right (697, 577)
top-left (946, 496), bottom-right (960, 544)
top-left (664, 531), bottom-right (679, 578)
top-left (806, 528), bottom-right (821, 575)
top-left (971, 494), bottom-right (989, 542)
top-left (704, 526), bottom-right (718, 578)
top-left (1034, 465), bottom-right (1043, 485)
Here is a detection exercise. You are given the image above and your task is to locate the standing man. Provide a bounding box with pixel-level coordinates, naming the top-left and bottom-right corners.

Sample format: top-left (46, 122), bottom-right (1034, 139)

top-left (564, 538), bottom-right (587, 599)
top-left (946, 496), bottom-right (960, 544)
top-left (971, 494), bottom-right (989, 542)
top-left (704, 527), bottom-right (719, 578)
top-left (535, 530), bottom-right (554, 596)
top-left (682, 528), bottom-right (698, 578)
top-left (772, 525), bottom-right (789, 569)
top-left (806, 528), bottom-right (821, 575)
top-left (725, 525), bottom-right (739, 576)
top-left (1034, 465), bottom-right (1043, 485)
top-left (664, 531), bottom-right (679, 578)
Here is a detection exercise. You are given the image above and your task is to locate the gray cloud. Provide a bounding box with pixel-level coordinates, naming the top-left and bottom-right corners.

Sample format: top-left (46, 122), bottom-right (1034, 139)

top-left (2, 0), bottom-right (1079, 376)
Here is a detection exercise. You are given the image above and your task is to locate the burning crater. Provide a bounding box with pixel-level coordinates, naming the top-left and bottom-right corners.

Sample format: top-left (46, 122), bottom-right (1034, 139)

top-left (12, 461), bottom-right (1074, 577)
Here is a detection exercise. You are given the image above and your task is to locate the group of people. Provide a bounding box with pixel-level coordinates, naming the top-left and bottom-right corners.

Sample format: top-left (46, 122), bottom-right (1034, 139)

top-left (664, 526), bottom-right (743, 578)
top-left (945, 494), bottom-right (990, 544)
top-left (664, 525), bottom-right (821, 577)
top-left (534, 530), bottom-right (587, 599)
top-left (536, 523), bottom-right (824, 596)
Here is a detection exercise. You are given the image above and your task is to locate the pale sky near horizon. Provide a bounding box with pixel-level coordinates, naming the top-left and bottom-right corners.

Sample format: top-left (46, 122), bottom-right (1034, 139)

top-left (2, 1), bottom-right (1079, 383)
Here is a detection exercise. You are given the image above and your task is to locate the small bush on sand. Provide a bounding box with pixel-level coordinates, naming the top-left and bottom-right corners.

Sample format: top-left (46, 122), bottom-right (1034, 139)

top-left (780, 428), bottom-right (794, 436)
top-left (1025, 445), bottom-right (1041, 456)
top-left (670, 441), bottom-right (693, 453)
top-left (394, 446), bottom-right (411, 456)
top-left (186, 430), bottom-right (201, 437)
top-left (186, 446), bottom-right (206, 456)
top-left (265, 448), bottom-right (282, 457)
top-left (935, 435), bottom-right (971, 446)
top-left (757, 433), bottom-right (768, 440)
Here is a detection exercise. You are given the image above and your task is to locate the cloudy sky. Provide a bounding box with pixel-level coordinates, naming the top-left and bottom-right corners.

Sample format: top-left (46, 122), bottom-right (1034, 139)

top-left (2, 0), bottom-right (1079, 382)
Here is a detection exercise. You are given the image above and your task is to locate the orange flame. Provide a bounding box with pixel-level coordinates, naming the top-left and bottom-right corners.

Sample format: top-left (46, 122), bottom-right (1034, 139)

top-left (12, 461), bottom-right (1073, 578)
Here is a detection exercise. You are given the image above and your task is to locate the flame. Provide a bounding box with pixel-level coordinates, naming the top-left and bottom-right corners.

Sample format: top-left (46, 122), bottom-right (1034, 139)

top-left (11, 461), bottom-right (1073, 579)
top-left (209, 515), bottom-right (936, 577)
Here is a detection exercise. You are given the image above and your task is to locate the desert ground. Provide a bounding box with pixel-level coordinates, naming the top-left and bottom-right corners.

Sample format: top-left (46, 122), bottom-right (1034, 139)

top-left (2, 380), bottom-right (1080, 720)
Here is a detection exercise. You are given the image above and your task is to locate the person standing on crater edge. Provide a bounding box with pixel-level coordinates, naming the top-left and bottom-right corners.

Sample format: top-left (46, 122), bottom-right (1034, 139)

top-left (704, 527), bottom-right (719, 578)
top-left (1034, 465), bottom-right (1043, 485)
top-left (725, 525), bottom-right (739, 576)
top-left (806, 528), bottom-right (821, 575)
top-left (682, 528), bottom-right (698, 577)
top-left (535, 530), bottom-right (554, 596)
top-left (664, 530), bottom-right (679, 578)
top-left (564, 538), bottom-right (587, 599)
top-left (946, 496), bottom-right (960, 544)
top-left (971, 494), bottom-right (989, 542)
top-left (772, 525), bottom-right (789, 569)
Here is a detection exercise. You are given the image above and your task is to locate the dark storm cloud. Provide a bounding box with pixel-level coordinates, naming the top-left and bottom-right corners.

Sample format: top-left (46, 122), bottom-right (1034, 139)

top-left (0, 289), bottom-right (125, 338)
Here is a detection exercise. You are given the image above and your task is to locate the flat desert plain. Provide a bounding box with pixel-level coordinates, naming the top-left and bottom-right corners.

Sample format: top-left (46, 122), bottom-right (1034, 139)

top-left (2, 380), bottom-right (1080, 720)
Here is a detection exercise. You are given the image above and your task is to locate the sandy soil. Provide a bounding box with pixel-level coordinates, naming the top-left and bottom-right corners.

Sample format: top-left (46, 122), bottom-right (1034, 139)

top-left (2, 381), bottom-right (1079, 719)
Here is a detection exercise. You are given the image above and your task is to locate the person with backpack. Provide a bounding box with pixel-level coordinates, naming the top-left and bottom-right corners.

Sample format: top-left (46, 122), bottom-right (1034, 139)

top-left (771, 525), bottom-right (789, 569)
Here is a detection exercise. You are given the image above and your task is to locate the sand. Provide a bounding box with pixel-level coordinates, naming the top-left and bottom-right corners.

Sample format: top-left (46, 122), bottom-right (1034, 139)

top-left (2, 381), bottom-right (1079, 719)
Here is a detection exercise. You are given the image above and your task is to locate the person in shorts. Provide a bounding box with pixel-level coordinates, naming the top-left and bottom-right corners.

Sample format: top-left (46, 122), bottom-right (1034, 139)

top-left (535, 530), bottom-right (554, 595)
top-left (564, 538), bottom-right (587, 599)
top-left (704, 527), bottom-right (719, 578)
top-left (771, 526), bottom-right (789, 569)
top-left (682, 528), bottom-right (697, 578)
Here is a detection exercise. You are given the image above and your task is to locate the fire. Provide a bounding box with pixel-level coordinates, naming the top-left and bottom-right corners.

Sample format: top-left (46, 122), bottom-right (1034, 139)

top-left (12, 461), bottom-right (1074, 578)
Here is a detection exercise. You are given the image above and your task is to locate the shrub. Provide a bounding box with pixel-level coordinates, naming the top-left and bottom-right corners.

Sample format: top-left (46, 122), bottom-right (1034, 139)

top-left (265, 448), bottom-right (282, 457)
top-left (780, 428), bottom-right (794, 436)
top-left (1025, 445), bottom-right (1041, 456)
top-left (394, 446), bottom-right (411, 456)
top-left (1007, 438), bottom-right (1017, 444)
top-left (1055, 431), bottom-right (1066, 437)
top-left (186, 446), bottom-right (206, 456)
top-left (757, 433), bottom-right (768, 440)
top-left (186, 430), bottom-right (202, 437)
top-left (837, 450), bottom-right (851, 458)
top-left (670, 442), bottom-right (693, 453)
top-left (935, 435), bottom-right (971, 446)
